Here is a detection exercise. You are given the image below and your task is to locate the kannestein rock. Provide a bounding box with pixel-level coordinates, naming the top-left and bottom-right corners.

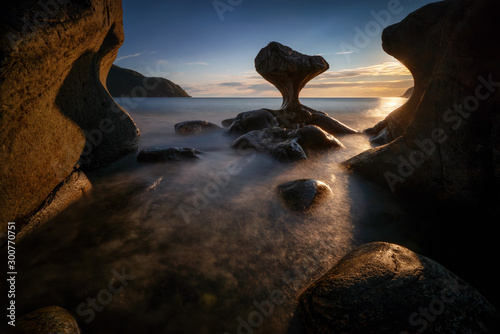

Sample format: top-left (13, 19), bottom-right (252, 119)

top-left (255, 42), bottom-right (329, 124)
top-left (106, 65), bottom-right (191, 97)
top-left (0, 0), bottom-right (139, 235)
top-left (344, 0), bottom-right (500, 204)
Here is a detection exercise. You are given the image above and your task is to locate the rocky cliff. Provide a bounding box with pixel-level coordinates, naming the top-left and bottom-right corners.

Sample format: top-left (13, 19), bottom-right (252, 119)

top-left (106, 65), bottom-right (191, 97)
top-left (345, 0), bottom-right (500, 205)
top-left (0, 0), bottom-right (139, 236)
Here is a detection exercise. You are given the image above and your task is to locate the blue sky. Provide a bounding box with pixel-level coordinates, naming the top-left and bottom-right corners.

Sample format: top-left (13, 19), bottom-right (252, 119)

top-left (114, 0), bottom-right (438, 97)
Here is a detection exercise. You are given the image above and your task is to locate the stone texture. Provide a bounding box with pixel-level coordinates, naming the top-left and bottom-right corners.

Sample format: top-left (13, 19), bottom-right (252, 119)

top-left (0, 0), bottom-right (139, 234)
top-left (298, 242), bottom-right (499, 334)
top-left (276, 179), bottom-right (332, 211)
top-left (344, 0), bottom-right (500, 203)
top-left (16, 170), bottom-right (92, 242)
top-left (174, 120), bottom-right (221, 135)
top-left (16, 306), bottom-right (81, 334)
top-left (137, 147), bottom-right (202, 162)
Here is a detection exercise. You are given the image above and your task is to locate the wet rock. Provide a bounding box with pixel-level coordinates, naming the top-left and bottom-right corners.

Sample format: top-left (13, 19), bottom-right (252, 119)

top-left (174, 120), bottom-right (221, 135)
top-left (290, 125), bottom-right (344, 151)
top-left (255, 42), bottom-right (329, 124)
top-left (0, 0), bottom-right (139, 234)
top-left (276, 179), bottom-right (332, 211)
top-left (221, 118), bottom-right (236, 128)
top-left (16, 306), bottom-right (81, 334)
top-left (298, 242), bottom-right (499, 334)
top-left (232, 128), bottom-right (306, 162)
top-left (227, 109), bottom-right (279, 135)
top-left (304, 113), bottom-right (358, 135)
top-left (233, 125), bottom-right (344, 162)
top-left (137, 147), bottom-right (202, 162)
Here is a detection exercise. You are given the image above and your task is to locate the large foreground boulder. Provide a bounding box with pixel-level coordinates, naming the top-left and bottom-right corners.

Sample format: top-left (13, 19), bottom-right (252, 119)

top-left (15, 306), bottom-right (81, 334)
top-left (298, 242), bottom-right (498, 334)
top-left (0, 0), bottom-right (139, 234)
top-left (344, 0), bottom-right (500, 203)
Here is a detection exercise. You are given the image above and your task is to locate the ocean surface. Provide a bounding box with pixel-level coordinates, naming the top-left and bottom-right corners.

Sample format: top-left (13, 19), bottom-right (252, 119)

top-left (13, 97), bottom-right (424, 334)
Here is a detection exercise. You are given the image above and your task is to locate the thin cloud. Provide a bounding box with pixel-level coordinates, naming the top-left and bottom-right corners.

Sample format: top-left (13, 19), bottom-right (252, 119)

top-left (218, 82), bottom-right (244, 87)
top-left (185, 62), bottom-right (210, 66)
top-left (321, 61), bottom-right (411, 79)
top-left (115, 52), bottom-right (144, 62)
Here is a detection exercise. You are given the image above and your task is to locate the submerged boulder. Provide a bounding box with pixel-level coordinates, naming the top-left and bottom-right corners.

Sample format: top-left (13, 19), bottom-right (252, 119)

top-left (276, 179), bottom-right (332, 211)
top-left (0, 0), bottom-right (139, 235)
top-left (137, 147), bottom-right (202, 162)
top-left (174, 120), bottom-right (221, 135)
top-left (298, 242), bottom-right (499, 334)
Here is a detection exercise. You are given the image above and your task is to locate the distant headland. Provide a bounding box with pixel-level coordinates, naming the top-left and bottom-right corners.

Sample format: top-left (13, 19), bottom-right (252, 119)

top-left (106, 65), bottom-right (191, 98)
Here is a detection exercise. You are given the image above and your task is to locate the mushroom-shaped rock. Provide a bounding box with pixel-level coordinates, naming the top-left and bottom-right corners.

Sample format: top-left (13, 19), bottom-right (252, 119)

top-left (17, 306), bottom-right (81, 334)
top-left (298, 242), bottom-right (499, 334)
top-left (137, 147), bottom-right (202, 162)
top-left (174, 120), bottom-right (221, 135)
top-left (276, 179), bottom-right (332, 211)
top-left (255, 42), bottom-right (329, 124)
top-left (227, 109), bottom-right (279, 135)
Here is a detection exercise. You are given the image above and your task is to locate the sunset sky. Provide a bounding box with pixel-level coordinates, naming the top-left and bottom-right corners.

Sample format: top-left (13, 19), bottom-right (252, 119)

top-left (114, 0), bottom-right (437, 97)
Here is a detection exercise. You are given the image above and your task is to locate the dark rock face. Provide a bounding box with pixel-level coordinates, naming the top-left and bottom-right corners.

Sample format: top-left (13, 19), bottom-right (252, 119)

top-left (16, 306), bottom-right (81, 334)
top-left (0, 0), bottom-right (139, 234)
top-left (174, 120), bottom-right (221, 135)
top-left (106, 65), bottom-right (191, 97)
top-left (137, 147), bottom-right (202, 162)
top-left (298, 242), bottom-right (499, 334)
top-left (227, 109), bottom-right (279, 135)
top-left (344, 0), bottom-right (500, 203)
top-left (276, 179), bottom-right (332, 211)
top-left (255, 42), bottom-right (329, 124)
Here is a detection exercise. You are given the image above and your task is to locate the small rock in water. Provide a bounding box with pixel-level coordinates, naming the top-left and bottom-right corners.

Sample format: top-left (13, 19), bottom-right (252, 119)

top-left (227, 109), bottom-right (279, 135)
top-left (137, 147), bottom-right (202, 162)
top-left (290, 125), bottom-right (344, 151)
top-left (298, 242), bottom-right (499, 334)
top-left (17, 306), bottom-right (81, 334)
top-left (276, 179), bottom-right (332, 211)
top-left (174, 120), bottom-right (221, 135)
top-left (221, 117), bottom-right (236, 128)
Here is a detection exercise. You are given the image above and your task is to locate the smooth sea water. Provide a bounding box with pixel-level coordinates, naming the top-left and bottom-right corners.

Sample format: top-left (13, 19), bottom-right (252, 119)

top-left (12, 97), bottom-right (426, 334)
